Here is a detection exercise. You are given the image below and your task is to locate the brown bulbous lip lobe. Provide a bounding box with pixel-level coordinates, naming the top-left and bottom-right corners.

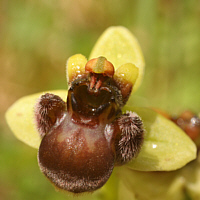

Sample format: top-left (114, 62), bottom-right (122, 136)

top-left (38, 116), bottom-right (115, 193)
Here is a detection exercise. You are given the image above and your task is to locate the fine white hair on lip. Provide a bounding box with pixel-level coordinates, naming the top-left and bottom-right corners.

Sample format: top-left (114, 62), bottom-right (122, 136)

top-left (126, 111), bottom-right (139, 118)
top-left (125, 110), bottom-right (146, 133)
top-left (34, 95), bottom-right (45, 137)
top-left (114, 111), bottom-right (145, 165)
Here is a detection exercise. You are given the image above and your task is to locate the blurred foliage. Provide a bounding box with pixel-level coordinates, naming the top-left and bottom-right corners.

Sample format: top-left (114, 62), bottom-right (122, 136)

top-left (1, 0), bottom-right (200, 199)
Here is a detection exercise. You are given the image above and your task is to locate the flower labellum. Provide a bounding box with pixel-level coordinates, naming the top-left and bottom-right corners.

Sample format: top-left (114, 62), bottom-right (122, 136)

top-left (35, 56), bottom-right (144, 193)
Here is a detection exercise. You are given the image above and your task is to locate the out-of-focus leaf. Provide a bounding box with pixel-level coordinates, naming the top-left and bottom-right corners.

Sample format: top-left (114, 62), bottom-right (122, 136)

top-left (5, 90), bottom-right (67, 149)
top-left (89, 26), bottom-right (145, 92)
top-left (123, 106), bottom-right (197, 171)
top-left (116, 152), bottom-right (200, 200)
top-left (116, 166), bottom-right (185, 200)
top-left (118, 180), bottom-right (136, 200)
top-left (182, 153), bottom-right (200, 199)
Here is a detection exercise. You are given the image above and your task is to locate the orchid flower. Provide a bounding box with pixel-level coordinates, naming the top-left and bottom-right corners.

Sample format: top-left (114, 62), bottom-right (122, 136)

top-left (5, 26), bottom-right (197, 199)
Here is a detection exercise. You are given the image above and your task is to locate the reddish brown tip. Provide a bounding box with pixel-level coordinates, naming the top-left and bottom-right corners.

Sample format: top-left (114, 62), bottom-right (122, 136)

top-left (85, 57), bottom-right (114, 77)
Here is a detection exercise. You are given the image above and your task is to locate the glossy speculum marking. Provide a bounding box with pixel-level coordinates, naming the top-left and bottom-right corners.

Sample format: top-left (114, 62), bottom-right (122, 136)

top-left (35, 57), bottom-right (144, 193)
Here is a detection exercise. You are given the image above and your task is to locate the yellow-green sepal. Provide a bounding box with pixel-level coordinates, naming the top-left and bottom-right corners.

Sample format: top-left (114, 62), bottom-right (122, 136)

top-left (5, 90), bottom-right (68, 149)
top-left (89, 26), bottom-right (145, 93)
top-left (122, 106), bottom-right (197, 171)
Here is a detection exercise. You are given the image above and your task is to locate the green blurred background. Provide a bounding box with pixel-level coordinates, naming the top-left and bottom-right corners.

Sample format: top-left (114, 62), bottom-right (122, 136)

top-left (1, 0), bottom-right (200, 199)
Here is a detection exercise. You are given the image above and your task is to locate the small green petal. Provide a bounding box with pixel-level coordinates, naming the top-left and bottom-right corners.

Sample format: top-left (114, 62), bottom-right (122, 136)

top-left (89, 26), bottom-right (145, 92)
top-left (5, 90), bottom-right (68, 149)
top-left (122, 106), bottom-right (197, 171)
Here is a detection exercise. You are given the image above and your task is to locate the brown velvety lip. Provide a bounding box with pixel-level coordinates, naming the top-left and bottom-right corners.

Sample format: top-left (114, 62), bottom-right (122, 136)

top-left (38, 116), bottom-right (115, 193)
